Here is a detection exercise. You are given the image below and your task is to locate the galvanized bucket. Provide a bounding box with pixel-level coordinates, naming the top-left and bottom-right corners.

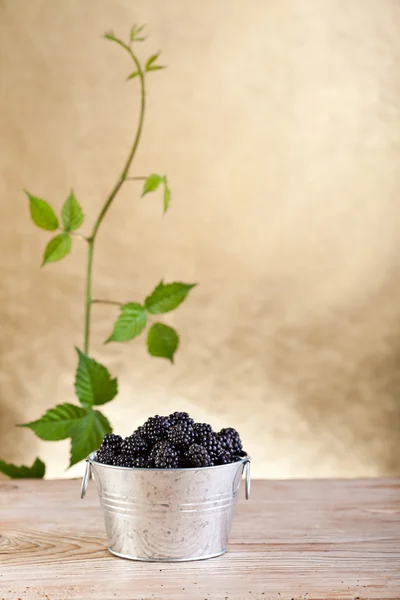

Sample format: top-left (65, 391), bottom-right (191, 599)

top-left (81, 452), bottom-right (251, 562)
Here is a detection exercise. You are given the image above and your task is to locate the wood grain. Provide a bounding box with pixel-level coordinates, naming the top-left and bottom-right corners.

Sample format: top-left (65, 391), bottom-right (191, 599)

top-left (0, 479), bottom-right (399, 600)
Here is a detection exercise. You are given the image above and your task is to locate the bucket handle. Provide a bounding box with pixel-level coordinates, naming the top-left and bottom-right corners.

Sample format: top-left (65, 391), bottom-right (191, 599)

top-left (80, 459), bottom-right (91, 499)
top-left (243, 457), bottom-right (251, 500)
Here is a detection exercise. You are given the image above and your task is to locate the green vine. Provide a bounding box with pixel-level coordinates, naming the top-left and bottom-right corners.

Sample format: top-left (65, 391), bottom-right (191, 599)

top-left (0, 27), bottom-right (196, 479)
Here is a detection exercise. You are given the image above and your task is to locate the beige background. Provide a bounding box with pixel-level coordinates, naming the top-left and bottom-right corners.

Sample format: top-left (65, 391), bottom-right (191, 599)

top-left (0, 0), bottom-right (399, 479)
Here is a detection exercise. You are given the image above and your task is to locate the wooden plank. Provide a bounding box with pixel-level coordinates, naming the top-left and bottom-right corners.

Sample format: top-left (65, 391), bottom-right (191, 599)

top-left (0, 479), bottom-right (399, 599)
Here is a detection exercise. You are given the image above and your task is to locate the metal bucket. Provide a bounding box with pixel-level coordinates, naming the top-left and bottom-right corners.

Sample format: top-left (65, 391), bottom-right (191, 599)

top-left (81, 452), bottom-right (250, 562)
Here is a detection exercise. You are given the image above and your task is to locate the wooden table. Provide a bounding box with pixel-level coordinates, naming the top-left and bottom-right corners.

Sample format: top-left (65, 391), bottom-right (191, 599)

top-left (0, 479), bottom-right (399, 599)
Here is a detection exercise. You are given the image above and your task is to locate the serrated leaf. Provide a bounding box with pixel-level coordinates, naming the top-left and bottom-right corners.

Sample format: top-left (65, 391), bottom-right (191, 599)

top-left (163, 179), bottom-right (171, 213)
top-left (26, 191), bottom-right (59, 231)
top-left (0, 457), bottom-right (45, 479)
top-left (127, 71), bottom-right (140, 80)
top-left (42, 233), bottom-right (72, 266)
top-left (19, 403), bottom-right (88, 441)
top-left (69, 410), bottom-right (112, 466)
top-left (106, 303), bottom-right (147, 343)
top-left (62, 191), bottom-right (84, 231)
top-left (147, 323), bottom-right (179, 362)
top-left (75, 348), bottom-right (118, 408)
top-left (145, 281), bottom-right (196, 314)
top-left (141, 174), bottom-right (163, 197)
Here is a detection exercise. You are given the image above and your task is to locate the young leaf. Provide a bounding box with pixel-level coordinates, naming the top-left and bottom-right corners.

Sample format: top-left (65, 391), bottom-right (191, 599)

top-left (75, 348), bottom-right (118, 408)
top-left (0, 457), bottom-right (45, 479)
top-left (130, 24), bottom-right (146, 42)
top-left (62, 191), bottom-right (84, 231)
top-left (104, 30), bottom-right (116, 41)
top-left (147, 323), bottom-right (179, 362)
top-left (145, 52), bottom-right (166, 72)
top-left (42, 233), bottom-right (72, 266)
top-left (106, 303), bottom-right (147, 343)
top-left (146, 64), bottom-right (166, 72)
top-left (69, 410), bottom-right (112, 466)
top-left (145, 281), bottom-right (196, 314)
top-left (26, 191), bottom-right (59, 231)
top-left (163, 178), bottom-right (171, 213)
top-left (19, 403), bottom-right (88, 441)
top-left (127, 71), bottom-right (140, 80)
top-left (141, 174), bottom-right (163, 197)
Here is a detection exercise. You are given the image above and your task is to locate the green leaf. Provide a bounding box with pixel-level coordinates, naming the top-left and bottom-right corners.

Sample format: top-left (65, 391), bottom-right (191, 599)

top-left (106, 303), bottom-right (147, 343)
top-left (145, 281), bottom-right (196, 314)
top-left (145, 52), bottom-right (166, 72)
top-left (61, 190), bottom-right (84, 231)
top-left (130, 24), bottom-right (146, 42)
top-left (75, 348), bottom-right (118, 408)
top-left (104, 30), bottom-right (116, 41)
top-left (69, 410), bottom-right (112, 466)
top-left (19, 404), bottom-right (88, 441)
top-left (42, 233), bottom-right (71, 266)
top-left (127, 71), bottom-right (140, 80)
top-left (142, 174), bottom-right (163, 197)
top-left (147, 323), bottom-right (179, 362)
top-left (163, 178), bottom-right (171, 213)
top-left (146, 64), bottom-right (166, 72)
top-left (0, 457), bottom-right (45, 479)
top-left (26, 191), bottom-right (59, 231)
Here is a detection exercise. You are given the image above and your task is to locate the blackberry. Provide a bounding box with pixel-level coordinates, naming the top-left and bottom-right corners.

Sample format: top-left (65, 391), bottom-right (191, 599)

top-left (168, 411), bottom-right (194, 427)
top-left (99, 433), bottom-right (123, 454)
top-left (143, 415), bottom-right (170, 443)
top-left (149, 440), bottom-right (170, 464)
top-left (193, 422), bottom-right (213, 441)
top-left (218, 428), bottom-right (243, 454)
top-left (121, 434), bottom-right (148, 457)
top-left (197, 432), bottom-right (223, 464)
top-left (184, 444), bottom-right (212, 468)
top-left (152, 442), bottom-right (180, 469)
top-left (133, 425), bottom-right (145, 437)
top-left (132, 456), bottom-right (151, 468)
top-left (96, 448), bottom-right (115, 465)
top-left (217, 451), bottom-right (232, 465)
top-left (113, 454), bottom-right (135, 467)
top-left (231, 450), bottom-right (248, 462)
top-left (167, 421), bottom-right (195, 450)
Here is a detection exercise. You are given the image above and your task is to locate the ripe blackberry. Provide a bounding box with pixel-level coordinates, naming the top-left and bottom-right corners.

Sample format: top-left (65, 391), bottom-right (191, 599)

top-left (193, 422), bottom-right (213, 441)
top-left (113, 454), bottom-right (135, 467)
top-left (133, 456), bottom-right (150, 468)
top-left (168, 411), bottom-right (194, 427)
top-left (133, 425), bottom-right (145, 437)
top-left (218, 428), bottom-right (243, 454)
top-left (184, 444), bottom-right (212, 468)
top-left (121, 434), bottom-right (148, 457)
top-left (143, 415), bottom-right (170, 443)
top-left (167, 421), bottom-right (195, 449)
top-left (149, 440), bottom-right (169, 463)
top-left (217, 451), bottom-right (232, 465)
top-left (152, 443), bottom-right (180, 469)
top-left (96, 448), bottom-right (115, 465)
top-left (99, 433), bottom-right (123, 454)
top-left (231, 450), bottom-right (248, 462)
top-left (197, 432), bottom-right (223, 464)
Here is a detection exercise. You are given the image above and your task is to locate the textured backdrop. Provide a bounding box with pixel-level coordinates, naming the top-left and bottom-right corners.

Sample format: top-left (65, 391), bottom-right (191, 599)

top-left (1, 0), bottom-right (400, 479)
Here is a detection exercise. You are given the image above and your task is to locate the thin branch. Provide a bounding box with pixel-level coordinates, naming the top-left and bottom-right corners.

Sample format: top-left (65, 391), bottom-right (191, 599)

top-left (91, 299), bottom-right (123, 307)
top-left (83, 37), bottom-right (146, 354)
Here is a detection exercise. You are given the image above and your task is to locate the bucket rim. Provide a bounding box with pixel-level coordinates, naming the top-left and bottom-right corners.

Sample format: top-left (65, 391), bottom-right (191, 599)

top-left (87, 451), bottom-right (250, 472)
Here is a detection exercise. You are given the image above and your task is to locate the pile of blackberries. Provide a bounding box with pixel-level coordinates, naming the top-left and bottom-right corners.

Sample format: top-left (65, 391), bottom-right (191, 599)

top-left (96, 412), bottom-right (247, 469)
